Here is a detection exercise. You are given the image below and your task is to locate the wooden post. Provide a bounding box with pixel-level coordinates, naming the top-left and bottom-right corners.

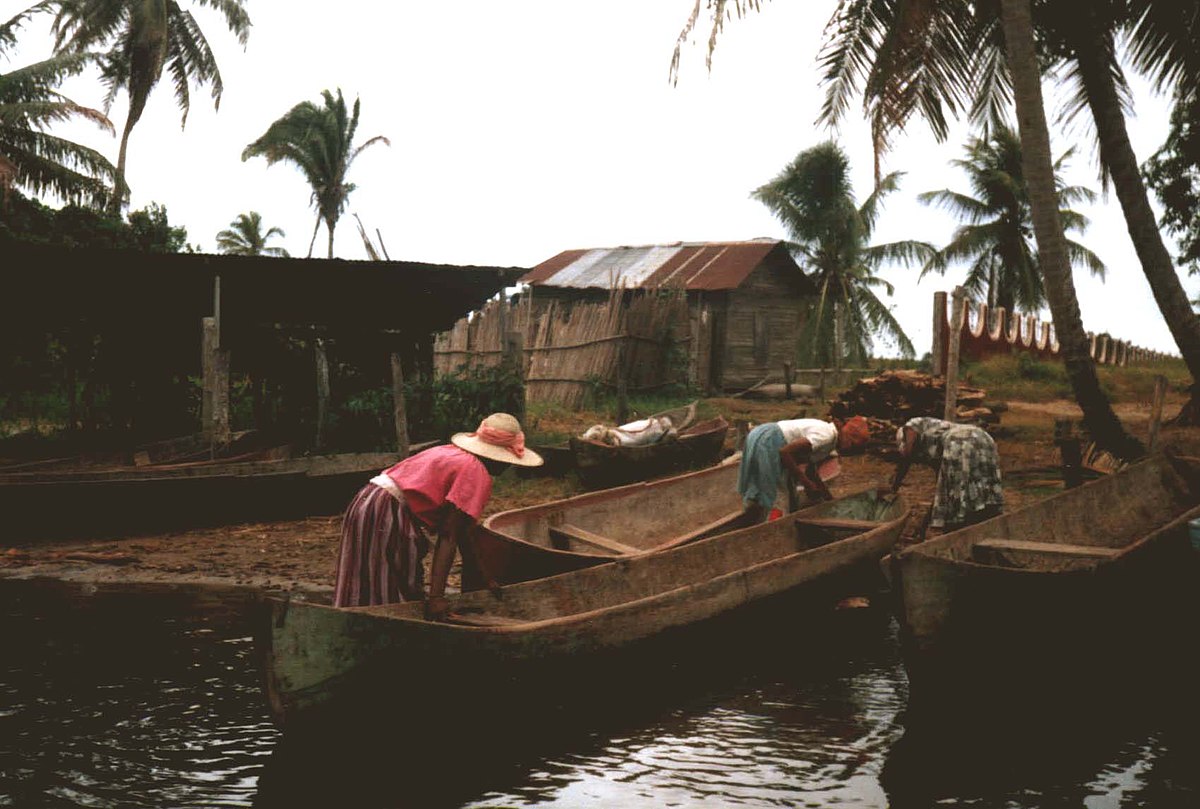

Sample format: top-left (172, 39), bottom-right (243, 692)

top-left (735, 419), bottom-right (750, 452)
top-left (1055, 417), bottom-right (1083, 488)
top-left (1148, 374), bottom-right (1168, 452)
top-left (314, 337), bottom-right (330, 452)
top-left (818, 367), bottom-right (826, 403)
top-left (931, 290), bottom-right (948, 376)
top-left (784, 362), bottom-right (793, 400)
top-left (616, 339), bottom-right (629, 425)
top-left (391, 352), bottom-right (410, 458)
top-left (505, 329), bottom-right (526, 427)
top-left (943, 287), bottom-right (965, 422)
top-left (200, 317), bottom-right (229, 447)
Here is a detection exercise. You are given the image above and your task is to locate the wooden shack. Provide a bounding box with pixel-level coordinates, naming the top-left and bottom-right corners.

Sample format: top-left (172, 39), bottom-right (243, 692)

top-left (519, 240), bottom-right (813, 393)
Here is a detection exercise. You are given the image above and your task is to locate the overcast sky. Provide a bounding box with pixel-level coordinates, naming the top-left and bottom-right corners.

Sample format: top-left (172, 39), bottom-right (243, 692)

top-left (5, 0), bottom-right (1190, 357)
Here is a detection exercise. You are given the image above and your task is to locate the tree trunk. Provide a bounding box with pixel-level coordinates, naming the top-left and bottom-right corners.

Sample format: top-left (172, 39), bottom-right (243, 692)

top-left (307, 216), bottom-right (321, 258)
top-left (1072, 25), bottom-right (1200, 422)
top-left (327, 216), bottom-right (336, 259)
top-left (109, 115), bottom-right (136, 216)
top-left (999, 0), bottom-right (1142, 460)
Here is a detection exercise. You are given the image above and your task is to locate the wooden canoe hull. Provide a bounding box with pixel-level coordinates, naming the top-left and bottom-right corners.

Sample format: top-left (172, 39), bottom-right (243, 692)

top-left (0, 450), bottom-right (409, 541)
top-left (570, 416), bottom-right (730, 489)
top-left (892, 452), bottom-right (1200, 699)
top-left (259, 489), bottom-right (909, 727)
top-left (473, 459), bottom-right (746, 587)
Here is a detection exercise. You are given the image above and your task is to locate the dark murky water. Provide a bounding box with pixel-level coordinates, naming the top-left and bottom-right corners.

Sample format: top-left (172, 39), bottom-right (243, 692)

top-left (1, 593), bottom-right (1197, 808)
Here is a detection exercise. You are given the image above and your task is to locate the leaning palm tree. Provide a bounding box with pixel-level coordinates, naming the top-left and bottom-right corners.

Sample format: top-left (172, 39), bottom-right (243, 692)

top-left (919, 126), bottom-right (1106, 313)
top-left (49, 0), bottom-right (251, 213)
top-left (1, 4), bottom-right (115, 209)
top-left (242, 89), bottom-right (389, 259)
top-left (671, 0), bottom-right (1145, 459)
top-left (215, 210), bottom-right (288, 257)
top-left (754, 141), bottom-right (933, 370)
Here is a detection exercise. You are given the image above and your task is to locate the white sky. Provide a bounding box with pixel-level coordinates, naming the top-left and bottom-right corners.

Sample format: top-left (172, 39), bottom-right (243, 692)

top-left (4, 0), bottom-right (1191, 356)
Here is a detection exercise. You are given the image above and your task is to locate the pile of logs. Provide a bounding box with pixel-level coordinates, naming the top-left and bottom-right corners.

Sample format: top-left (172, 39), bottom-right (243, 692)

top-left (826, 370), bottom-right (1002, 435)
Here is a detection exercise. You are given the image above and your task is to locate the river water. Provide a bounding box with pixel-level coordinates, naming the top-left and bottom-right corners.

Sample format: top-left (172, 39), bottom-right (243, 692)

top-left (1, 591), bottom-right (1197, 809)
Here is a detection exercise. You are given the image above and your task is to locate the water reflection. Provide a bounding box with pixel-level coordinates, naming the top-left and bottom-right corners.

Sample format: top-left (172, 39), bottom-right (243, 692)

top-left (2, 589), bottom-right (1197, 808)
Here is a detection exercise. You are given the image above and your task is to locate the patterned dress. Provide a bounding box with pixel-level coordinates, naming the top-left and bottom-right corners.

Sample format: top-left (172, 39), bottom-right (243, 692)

top-left (902, 417), bottom-right (1004, 528)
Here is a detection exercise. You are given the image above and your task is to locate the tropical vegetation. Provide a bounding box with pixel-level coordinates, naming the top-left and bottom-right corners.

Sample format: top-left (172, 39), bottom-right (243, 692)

top-left (216, 210), bottom-right (288, 257)
top-left (670, 0), bottom-right (1152, 458)
top-left (242, 88), bottom-right (389, 259)
top-left (753, 141), bottom-right (932, 369)
top-left (1145, 90), bottom-right (1200, 278)
top-left (0, 4), bottom-right (115, 209)
top-left (919, 126), bottom-right (1105, 313)
top-left (49, 0), bottom-right (252, 213)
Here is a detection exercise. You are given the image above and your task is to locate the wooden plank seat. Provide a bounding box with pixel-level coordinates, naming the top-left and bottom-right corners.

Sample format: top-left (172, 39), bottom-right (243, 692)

top-left (548, 523), bottom-right (642, 556)
top-left (444, 612), bottom-right (529, 628)
top-left (672, 509), bottom-right (745, 544)
top-left (792, 517), bottom-right (881, 531)
top-left (972, 538), bottom-right (1122, 558)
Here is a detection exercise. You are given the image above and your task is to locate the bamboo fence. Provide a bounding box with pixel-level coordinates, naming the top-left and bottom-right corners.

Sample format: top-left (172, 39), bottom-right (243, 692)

top-left (434, 288), bottom-right (690, 408)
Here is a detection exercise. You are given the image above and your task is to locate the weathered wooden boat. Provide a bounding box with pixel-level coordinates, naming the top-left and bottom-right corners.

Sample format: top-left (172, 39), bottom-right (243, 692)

top-left (258, 486), bottom-right (909, 727)
top-left (470, 457), bottom-right (745, 587)
top-left (570, 414), bottom-right (730, 488)
top-left (891, 451), bottom-right (1200, 703)
top-left (0, 429), bottom-right (282, 473)
top-left (0, 442), bottom-right (438, 541)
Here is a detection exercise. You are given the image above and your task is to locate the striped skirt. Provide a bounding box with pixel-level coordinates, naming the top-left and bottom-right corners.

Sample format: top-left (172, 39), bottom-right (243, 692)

top-left (333, 483), bottom-right (429, 607)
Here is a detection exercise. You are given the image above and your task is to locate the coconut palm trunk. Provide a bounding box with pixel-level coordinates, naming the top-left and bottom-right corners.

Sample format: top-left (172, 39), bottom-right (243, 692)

top-left (1070, 24), bottom-right (1200, 421)
top-left (999, 0), bottom-right (1142, 459)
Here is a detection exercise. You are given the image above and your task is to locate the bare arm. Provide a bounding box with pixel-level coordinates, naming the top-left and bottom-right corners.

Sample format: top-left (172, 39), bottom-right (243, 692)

top-left (779, 437), bottom-right (832, 501)
top-left (425, 506), bottom-right (476, 619)
top-left (890, 427), bottom-right (918, 493)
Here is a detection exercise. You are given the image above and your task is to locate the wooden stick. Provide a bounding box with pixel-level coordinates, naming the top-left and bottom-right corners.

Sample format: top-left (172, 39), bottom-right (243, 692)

top-left (391, 352), bottom-right (409, 458)
top-left (314, 337), bottom-right (330, 452)
top-left (1149, 374), bottom-right (1167, 451)
top-left (943, 287), bottom-right (965, 422)
top-left (931, 290), bottom-right (948, 377)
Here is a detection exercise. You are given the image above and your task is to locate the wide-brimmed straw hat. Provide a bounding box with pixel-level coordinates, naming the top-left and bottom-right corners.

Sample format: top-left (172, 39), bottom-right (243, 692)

top-left (451, 412), bottom-right (544, 467)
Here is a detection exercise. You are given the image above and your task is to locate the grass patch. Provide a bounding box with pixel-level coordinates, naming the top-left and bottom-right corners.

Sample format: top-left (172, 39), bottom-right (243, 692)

top-left (962, 355), bottom-right (1190, 404)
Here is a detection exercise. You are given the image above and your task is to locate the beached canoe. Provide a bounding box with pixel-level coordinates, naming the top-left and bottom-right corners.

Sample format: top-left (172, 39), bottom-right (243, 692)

top-left (258, 487), bottom-right (909, 727)
top-left (891, 451), bottom-right (1200, 701)
top-left (0, 443), bottom-right (438, 541)
top-left (470, 457), bottom-right (745, 587)
top-left (570, 415), bottom-right (730, 489)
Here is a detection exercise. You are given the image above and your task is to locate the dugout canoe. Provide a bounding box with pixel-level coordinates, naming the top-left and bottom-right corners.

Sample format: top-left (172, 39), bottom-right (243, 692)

top-left (569, 415), bottom-right (730, 489)
top-left (258, 487), bottom-right (910, 727)
top-left (0, 442), bottom-right (438, 541)
top-left (470, 457), bottom-right (746, 587)
top-left (891, 451), bottom-right (1200, 703)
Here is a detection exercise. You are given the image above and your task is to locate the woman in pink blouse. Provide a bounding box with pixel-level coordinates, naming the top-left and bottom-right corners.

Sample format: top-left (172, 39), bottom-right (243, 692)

top-left (332, 412), bottom-right (543, 619)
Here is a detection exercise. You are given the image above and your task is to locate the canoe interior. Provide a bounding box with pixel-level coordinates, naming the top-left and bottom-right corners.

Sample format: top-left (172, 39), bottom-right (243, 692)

top-left (366, 488), bottom-right (907, 625)
top-left (570, 416), bottom-right (730, 488)
top-left (901, 452), bottom-right (1200, 573)
top-left (485, 460), bottom-right (743, 555)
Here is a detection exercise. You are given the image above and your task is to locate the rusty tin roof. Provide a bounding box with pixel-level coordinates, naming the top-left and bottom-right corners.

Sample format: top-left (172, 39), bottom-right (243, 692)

top-left (519, 239), bottom-right (793, 291)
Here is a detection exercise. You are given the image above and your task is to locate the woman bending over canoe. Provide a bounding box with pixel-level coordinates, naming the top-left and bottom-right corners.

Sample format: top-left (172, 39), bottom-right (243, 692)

top-left (737, 416), bottom-right (870, 525)
top-left (333, 413), bottom-right (543, 619)
top-left (889, 417), bottom-right (1003, 533)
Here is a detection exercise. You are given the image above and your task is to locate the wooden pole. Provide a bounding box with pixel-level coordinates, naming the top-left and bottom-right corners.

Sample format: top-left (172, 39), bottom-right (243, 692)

top-left (931, 290), bottom-right (948, 376)
top-left (505, 329), bottom-right (526, 427)
top-left (943, 287), bottom-right (965, 422)
top-left (784, 362), bottom-right (793, 400)
top-left (1148, 374), bottom-right (1167, 451)
top-left (391, 352), bottom-right (410, 458)
top-left (314, 337), bottom-right (330, 452)
top-left (201, 317), bottom-right (215, 441)
top-left (616, 339), bottom-right (629, 425)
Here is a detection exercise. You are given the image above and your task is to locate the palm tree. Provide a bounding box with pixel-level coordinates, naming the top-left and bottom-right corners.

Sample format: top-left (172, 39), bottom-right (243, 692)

top-left (1, 4), bottom-right (116, 209)
top-left (241, 89), bottom-right (389, 259)
top-left (215, 210), bottom-right (288, 256)
top-left (672, 0), bottom-right (1144, 459)
top-left (919, 126), bottom-right (1106, 313)
top-left (754, 141), bottom-right (934, 369)
top-left (49, 0), bottom-right (251, 214)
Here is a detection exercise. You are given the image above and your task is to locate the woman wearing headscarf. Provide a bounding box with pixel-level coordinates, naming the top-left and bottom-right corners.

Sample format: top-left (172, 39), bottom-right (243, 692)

top-left (889, 416), bottom-right (1004, 532)
top-left (332, 412), bottom-right (543, 619)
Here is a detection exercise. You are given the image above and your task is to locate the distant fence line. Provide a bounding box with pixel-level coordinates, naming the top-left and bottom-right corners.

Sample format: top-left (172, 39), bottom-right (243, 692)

top-left (931, 291), bottom-right (1170, 373)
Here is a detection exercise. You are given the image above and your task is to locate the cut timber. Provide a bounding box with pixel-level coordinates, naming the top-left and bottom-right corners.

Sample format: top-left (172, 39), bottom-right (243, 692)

top-left (548, 524), bottom-right (642, 555)
top-left (672, 510), bottom-right (745, 544)
top-left (442, 612), bottom-right (529, 628)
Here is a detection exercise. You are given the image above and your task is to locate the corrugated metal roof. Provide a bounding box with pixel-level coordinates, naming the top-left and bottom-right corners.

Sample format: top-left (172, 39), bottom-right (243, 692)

top-left (520, 239), bottom-right (790, 291)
